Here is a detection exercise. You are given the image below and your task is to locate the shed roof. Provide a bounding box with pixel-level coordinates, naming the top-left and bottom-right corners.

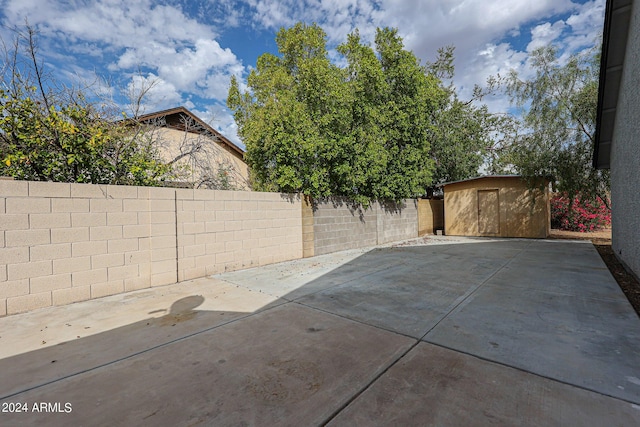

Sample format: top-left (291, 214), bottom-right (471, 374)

top-left (438, 175), bottom-right (523, 187)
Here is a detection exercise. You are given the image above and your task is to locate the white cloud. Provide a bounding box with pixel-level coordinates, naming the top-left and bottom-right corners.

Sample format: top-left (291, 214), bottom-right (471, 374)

top-left (242, 0), bottom-right (591, 107)
top-left (190, 104), bottom-right (246, 149)
top-left (0, 0), bottom-right (606, 141)
top-left (154, 39), bottom-right (240, 93)
top-left (125, 73), bottom-right (183, 115)
top-left (247, 0), bottom-right (378, 44)
top-left (527, 21), bottom-right (567, 52)
top-left (33, 1), bottom-right (214, 48)
top-left (563, 0), bottom-right (605, 52)
top-left (246, 0), bottom-right (574, 51)
top-left (0, 0), bottom-right (244, 103)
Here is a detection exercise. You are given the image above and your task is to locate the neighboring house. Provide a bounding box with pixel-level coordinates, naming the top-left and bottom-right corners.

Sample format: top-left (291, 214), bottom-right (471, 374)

top-left (136, 106), bottom-right (250, 190)
top-left (593, 0), bottom-right (639, 279)
top-left (441, 175), bottom-right (550, 239)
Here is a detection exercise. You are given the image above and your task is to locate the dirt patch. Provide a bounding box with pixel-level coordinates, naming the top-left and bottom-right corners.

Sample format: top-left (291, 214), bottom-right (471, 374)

top-left (549, 228), bottom-right (613, 245)
top-left (549, 228), bottom-right (640, 317)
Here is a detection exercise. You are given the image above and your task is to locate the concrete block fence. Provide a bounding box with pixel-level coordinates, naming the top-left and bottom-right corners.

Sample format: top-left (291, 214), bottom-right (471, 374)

top-left (305, 198), bottom-right (418, 256)
top-left (0, 180), bottom-right (419, 316)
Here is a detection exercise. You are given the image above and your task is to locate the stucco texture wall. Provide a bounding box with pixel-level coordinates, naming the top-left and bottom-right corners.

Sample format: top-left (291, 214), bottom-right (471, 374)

top-left (443, 177), bottom-right (549, 238)
top-left (611, 0), bottom-right (640, 279)
top-left (154, 127), bottom-right (250, 190)
top-left (417, 199), bottom-right (444, 235)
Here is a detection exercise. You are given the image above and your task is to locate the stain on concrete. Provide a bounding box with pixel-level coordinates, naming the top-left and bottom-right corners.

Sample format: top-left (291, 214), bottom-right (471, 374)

top-left (156, 295), bottom-right (204, 327)
top-left (246, 359), bottom-right (323, 403)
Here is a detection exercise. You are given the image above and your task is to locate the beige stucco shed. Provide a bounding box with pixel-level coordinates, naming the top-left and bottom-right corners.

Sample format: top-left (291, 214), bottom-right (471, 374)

top-left (442, 175), bottom-right (550, 238)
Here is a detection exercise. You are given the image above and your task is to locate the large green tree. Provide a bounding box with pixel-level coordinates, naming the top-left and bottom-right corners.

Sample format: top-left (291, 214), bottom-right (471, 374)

top-left (426, 46), bottom-right (509, 185)
top-left (501, 45), bottom-right (609, 202)
top-left (228, 23), bottom-right (446, 204)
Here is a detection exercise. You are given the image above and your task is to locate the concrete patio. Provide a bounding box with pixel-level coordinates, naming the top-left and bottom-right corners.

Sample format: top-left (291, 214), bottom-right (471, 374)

top-left (1, 236), bottom-right (639, 426)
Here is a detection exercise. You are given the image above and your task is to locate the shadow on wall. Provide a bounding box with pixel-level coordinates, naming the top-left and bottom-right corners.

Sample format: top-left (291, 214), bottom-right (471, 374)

top-left (304, 196), bottom-right (410, 220)
top-left (418, 199), bottom-right (444, 235)
top-left (278, 193), bottom-right (412, 222)
top-left (444, 190), bottom-right (478, 236)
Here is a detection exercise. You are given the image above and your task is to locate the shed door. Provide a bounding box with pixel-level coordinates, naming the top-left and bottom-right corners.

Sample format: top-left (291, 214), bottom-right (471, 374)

top-left (478, 190), bottom-right (499, 235)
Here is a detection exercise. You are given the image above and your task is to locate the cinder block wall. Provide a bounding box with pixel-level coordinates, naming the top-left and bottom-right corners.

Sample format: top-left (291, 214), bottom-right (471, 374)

top-left (176, 189), bottom-right (302, 280)
top-left (1, 179), bottom-right (417, 316)
top-left (0, 181), bottom-right (154, 316)
top-left (0, 180), bottom-right (302, 316)
top-left (377, 200), bottom-right (418, 244)
top-left (311, 199), bottom-right (418, 255)
top-left (311, 199), bottom-right (378, 256)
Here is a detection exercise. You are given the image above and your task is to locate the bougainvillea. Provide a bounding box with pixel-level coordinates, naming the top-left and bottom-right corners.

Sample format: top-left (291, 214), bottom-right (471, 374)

top-left (551, 193), bottom-right (611, 232)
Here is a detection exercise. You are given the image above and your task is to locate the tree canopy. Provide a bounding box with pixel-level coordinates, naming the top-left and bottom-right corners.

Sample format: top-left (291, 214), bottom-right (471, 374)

top-left (426, 46), bottom-right (508, 186)
top-left (499, 45), bottom-right (609, 202)
top-left (229, 23), bottom-right (455, 204)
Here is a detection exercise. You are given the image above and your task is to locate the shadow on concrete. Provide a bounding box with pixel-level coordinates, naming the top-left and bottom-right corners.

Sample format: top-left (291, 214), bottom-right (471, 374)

top-left (1, 238), bottom-right (640, 425)
top-left (0, 294), bottom-right (267, 400)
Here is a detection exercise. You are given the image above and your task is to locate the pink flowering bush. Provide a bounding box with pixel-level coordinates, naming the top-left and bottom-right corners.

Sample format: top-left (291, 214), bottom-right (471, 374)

top-left (551, 193), bottom-right (611, 232)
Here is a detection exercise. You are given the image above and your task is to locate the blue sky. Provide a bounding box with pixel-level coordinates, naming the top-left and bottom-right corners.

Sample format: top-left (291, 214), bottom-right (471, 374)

top-left (0, 0), bottom-right (605, 148)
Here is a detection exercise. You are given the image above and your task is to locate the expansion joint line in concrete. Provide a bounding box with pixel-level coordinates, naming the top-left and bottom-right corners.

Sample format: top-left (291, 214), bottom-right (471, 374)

top-left (419, 241), bottom-right (532, 341)
top-left (292, 300), bottom-right (418, 341)
top-left (415, 240), bottom-right (640, 407)
top-left (320, 338), bottom-right (422, 426)
top-left (426, 340), bottom-right (640, 407)
top-left (0, 302), bottom-right (289, 401)
top-left (321, 241), bottom-right (536, 425)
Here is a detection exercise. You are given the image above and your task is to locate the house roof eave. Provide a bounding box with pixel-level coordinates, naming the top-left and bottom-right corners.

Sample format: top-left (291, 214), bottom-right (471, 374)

top-left (136, 106), bottom-right (246, 159)
top-left (593, 0), bottom-right (634, 170)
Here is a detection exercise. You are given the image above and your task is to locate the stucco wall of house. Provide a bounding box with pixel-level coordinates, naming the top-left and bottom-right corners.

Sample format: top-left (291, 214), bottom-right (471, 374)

top-left (611, 0), bottom-right (640, 279)
top-left (154, 127), bottom-right (250, 190)
top-left (444, 177), bottom-right (549, 238)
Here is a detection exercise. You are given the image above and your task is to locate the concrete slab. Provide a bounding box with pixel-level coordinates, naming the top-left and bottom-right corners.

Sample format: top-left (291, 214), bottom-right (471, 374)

top-left (424, 239), bottom-right (640, 404)
top-left (328, 343), bottom-right (640, 426)
top-left (215, 248), bottom-right (378, 300)
top-left (494, 240), bottom-right (625, 300)
top-left (293, 242), bottom-right (527, 337)
top-left (1, 236), bottom-right (639, 426)
top-left (215, 239), bottom-right (531, 302)
top-left (0, 303), bottom-right (414, 426)
top-left (297, 265), bottom-right (477, 337)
